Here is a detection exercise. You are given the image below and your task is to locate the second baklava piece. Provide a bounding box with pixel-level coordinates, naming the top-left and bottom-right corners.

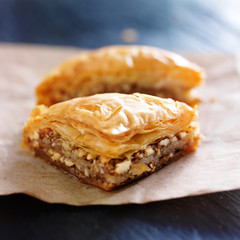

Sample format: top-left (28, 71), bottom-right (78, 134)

top-left (36, 45), bottom-right (204, 106)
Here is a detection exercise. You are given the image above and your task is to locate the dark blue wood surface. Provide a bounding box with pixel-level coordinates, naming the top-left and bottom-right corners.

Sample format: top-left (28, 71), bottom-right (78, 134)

top-left (1, 0), bottom-right (240, 51)
top-left (1, 1), bottom-right (240, 239)
top-left (1, 191), bottom-right (240, 240)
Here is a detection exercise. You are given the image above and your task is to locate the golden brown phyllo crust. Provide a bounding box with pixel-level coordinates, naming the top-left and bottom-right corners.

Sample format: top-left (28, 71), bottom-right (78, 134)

top-left (36, 45), bottom-right (204, 107)
top-left (22, 93), bottom-right (201, 190)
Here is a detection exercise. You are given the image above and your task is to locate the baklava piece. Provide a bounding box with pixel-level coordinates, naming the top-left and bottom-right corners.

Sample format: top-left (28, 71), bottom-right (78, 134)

top-left (22, 93), bottom-right (200, 190)
top-left (36, 45), bottom-right (204, 107)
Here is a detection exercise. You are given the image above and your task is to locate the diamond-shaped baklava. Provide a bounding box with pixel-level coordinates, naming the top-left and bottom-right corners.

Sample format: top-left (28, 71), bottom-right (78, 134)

top-left (22, 93), bottom-right (200, 190)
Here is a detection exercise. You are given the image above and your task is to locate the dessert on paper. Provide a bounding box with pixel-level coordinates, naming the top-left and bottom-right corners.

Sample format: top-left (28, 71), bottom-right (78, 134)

top-left (0, 44), bottom-right (239, 206)
top-left (22, 93), bottom-right (200, 190)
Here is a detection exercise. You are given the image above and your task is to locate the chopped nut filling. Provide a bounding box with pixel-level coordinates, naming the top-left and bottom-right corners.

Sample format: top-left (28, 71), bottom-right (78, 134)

top-left (26, 124), bottom-right (198, 190)
top-left (115, 160), bottom-right (131, 174)
top-left (159, 139), bottom-right (170, 146)
top-left (179, 132), bottom-right (187, 139)
top-left (145, 146), bottom-right (155, 157)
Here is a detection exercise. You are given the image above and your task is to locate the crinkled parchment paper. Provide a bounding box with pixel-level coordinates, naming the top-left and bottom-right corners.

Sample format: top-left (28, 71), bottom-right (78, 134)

top-left (0, 44), bottom-right (240, 206)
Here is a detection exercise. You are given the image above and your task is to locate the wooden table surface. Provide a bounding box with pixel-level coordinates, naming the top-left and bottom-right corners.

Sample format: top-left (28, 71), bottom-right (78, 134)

top-left (1, 0), bottom-right (240, 239)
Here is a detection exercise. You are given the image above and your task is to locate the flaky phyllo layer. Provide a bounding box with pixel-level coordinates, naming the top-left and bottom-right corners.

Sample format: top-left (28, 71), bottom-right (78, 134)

top-left (23, 93), bottom-right (199, 162)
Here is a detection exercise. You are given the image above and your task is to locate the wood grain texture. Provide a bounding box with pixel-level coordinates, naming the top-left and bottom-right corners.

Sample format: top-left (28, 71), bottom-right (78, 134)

top-left (1, 192), bottom-right (240, 240)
